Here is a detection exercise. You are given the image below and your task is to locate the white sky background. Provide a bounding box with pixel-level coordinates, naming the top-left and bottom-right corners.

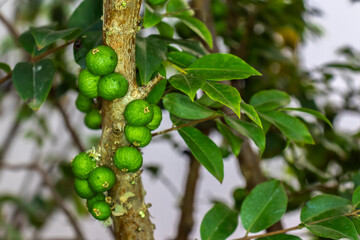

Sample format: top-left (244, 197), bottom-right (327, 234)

top-left (0, 0), bottom-right (359, 240)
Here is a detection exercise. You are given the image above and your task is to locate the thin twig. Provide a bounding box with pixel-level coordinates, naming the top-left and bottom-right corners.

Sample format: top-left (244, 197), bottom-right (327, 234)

top-left (0, 72), bottom-right (11, 84)
top-left (30, 40), bottom-right (75, 63)
top-left (0, 11), bottom-right (19, 44)
top-left (55, 100), bottom-right (86, 152)
top-left (234, 225), bottom-right (301, 240)
top-left (1, 162), bottom-right (85, 240)
top-left (0, 116), bottom-right (20, 165)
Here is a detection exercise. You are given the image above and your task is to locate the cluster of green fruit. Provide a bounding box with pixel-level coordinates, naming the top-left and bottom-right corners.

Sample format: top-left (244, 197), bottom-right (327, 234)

top-left (75, 45), bottom-right (129, 129)
top-left (72, 152), bottom-right (115, 220)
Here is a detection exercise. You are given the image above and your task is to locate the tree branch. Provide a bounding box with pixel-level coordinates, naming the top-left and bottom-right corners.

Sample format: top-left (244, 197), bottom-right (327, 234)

top-left (234, 225), bottom-right (301, 240)
top-left (0, 11), bottom-right (19, 45)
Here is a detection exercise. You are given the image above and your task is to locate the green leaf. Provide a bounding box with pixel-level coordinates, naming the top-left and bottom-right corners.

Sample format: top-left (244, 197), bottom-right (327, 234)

top-left (196, 93), bottom-right (223, 109)
top-left (241, 101), bottom-right (262, 128)
top-left (156, 22), bottom-right (174, 38)
top-left (280, 107), bottom-right (333, 128)
top-left (136, 36), bottom-right (167, 85)
top-left (143, 4), bottom-right (163, 29)
top-left (178, 127), bottom-right (223, 182)
top-left (30, 26), bottom-right (79, 49)
top-left (260, 111), bottom-right (314, 144)
top-left (146, 78), bottom-right (167, 104)
top-left (187, 53), bottom-right (260, 81)
top-left (216, 121), bottom-right (243, 156)
top-left (353, 185), bottom-right (360, 208)
top-left (258, 234), bottom-right (302, 240)
top-left (12, 59), bottom-right (55, 110)
top-left (202, 81), bottom-right (241, 117)
top-left (163, 93), bottom-right (217, 119)
top-left (19, 31), bottom-right (48, 56)
top-left (176, 16), bottom-right (213, 49)
top-left (156, 36), bottom-right (207, 57)
top-left (68, 0), bottom-right (103, 32)
top-left (166, 0), bottom-right (194, 17)
top-left (240, 180), bottom-right (287, 233)
top-left (167, 51), bottom-right (197, 68)
top-left (306, 216), bottom-right (359, 240)
top-left (0, 62), bottom-right (11, 73)
top-left (224, 115), bottom-right (265, 154)
top-left (169, 73), bottom-right (206, 101)
top-left (200, 203), bottom-right (238, 240)
top-left (73, 31), bottom-right (102, 68)
top-left (250, 90), bottom-right (290, 112)
top-left (300, 194), bottom-right (351, 223)
top-left (352, 217), bottom-right (360, 234)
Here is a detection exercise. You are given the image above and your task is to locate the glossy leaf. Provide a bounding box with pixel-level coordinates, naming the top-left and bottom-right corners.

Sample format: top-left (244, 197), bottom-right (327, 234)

top-left (176, 15), bottom-right (213, 49)
top-left (200, 203), bottom-right (238, 240)
top-left (352, 217), bottom-right (360, 234)
top-left (196, 93), bottom-right (223, 109)
top-left (202, 82), bottom-right (241, 117)
top-left (68, 0), bottom-right (103, 32)
top-left (136, 36), bottom-right (167, 85)
top-left (280, 107), bottom-right (333, 128)
top-left (300, 194), bottom-right (351, 223)
top-left (163, 93), bottom-right (217, 120)
top-left (250, 90), bottom-right (290, 112)
top-left (260, 111), bottom-right (314, 144)
top-left (73, 31), bottom-right (102, 68)
top-left (146, 78), bottom-right (167, 104)
top-left (225, 115), bottom-right (265, 154)
top-left (240, 180), bottom-right (287, 233)
top-left (12, 59), bottom-right (55, 110)
top-left (30, 26), bottom-right (79, 49)
top-left (156, 36), bottom-right (207, 57)
top-left (19, 31), bottom-right (48, 56)
top-left (241, 101), bottom-right (262, 128)
top-left (143, 4), bottom-right (162, 29)
top-left (258, 234), bottom-right (302, 240)
top-left (187, 53), bottom-right (261, 81)
top-left (0, 62), bottom-right (11, 73)
top-left (156, 22), bottom-right (174, 38)
top-left (169, 73), bottom-right (206, 101)
top-left (178, 127), bottom-right (223, 182)
top-left (167, 51), bottom-right (197, 68)
top-left (216, 121), bottom-right (243, 156)
top-left (305, 216), bottom-right (359, 240)
top-left (166, 0), bottom-right (193, 17)
top-left (353, 185), bottom-right (360, 208)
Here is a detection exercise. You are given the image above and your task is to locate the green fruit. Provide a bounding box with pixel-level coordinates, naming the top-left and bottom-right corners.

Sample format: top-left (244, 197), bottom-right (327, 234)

top-left (87, 193), bottom-right (106, 212)
top-left (75, 93), bottom-right (93, 113)
top-left (84, 110), bottom-right (102, 129)
top-left (146, 104), bottom-right (162, 130)
top-left (98, 73), bottom-right (129, 101)
top-left (74, 178), bottom-right (96, 199)
top-left (90, 201), bottom-right (112, 220)
top-left (147, 0), bottom-right (167, 5)
top-left (71, 152), bottom-right (97, 179)
top-left (88, 167), bottom-right (116, 193)
top-left (114, 146), bottom-right (143, 173)
top-left (125, 125), bottom-right (152, 147)
top-left (78, 69), bottom-right (101, 98)
top-left (124, 99), bottom-right (154, 126)
top-left (85, 45), bottom-right (118, 76)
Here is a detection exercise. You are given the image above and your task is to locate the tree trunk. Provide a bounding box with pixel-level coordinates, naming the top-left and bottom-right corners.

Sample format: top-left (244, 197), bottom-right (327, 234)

top-left (100, 1), bottom-right (156, 239)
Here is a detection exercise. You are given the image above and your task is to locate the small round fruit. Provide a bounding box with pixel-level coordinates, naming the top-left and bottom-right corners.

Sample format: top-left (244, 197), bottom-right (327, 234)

top-left (75, 93), bottom-right (93, 113)
top-left (124, 100), bottom-right (154, 126)
top-left (78, 69), bottom-right (100, 98)
top-left (74, 178), bottom-right (96, 199)
top-left (88, 167), bottom-right (116, 193)
top-left (84, 110), bottom-right (102, 129)
top-left (90, 201), bottom-right (111, 220)
top-left (146, 104), bottom-right (162, 130)
top-left (71, 152), bottom-right (97, 179)
top-left (85, 45), bottom-right (118, 76)
top-left (87, 193), bottom-right (106, 212)
top-left (125, 125), bottom-right (152, 147)
top-left (114, 146), bottom-right (143, 172)
top-left (98, 73), bottom-right (129, 101)
top-left (146, 0), bottom-right (167, 5)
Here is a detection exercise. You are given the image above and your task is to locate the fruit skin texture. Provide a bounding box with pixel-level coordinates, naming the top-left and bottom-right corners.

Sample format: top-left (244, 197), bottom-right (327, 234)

top-left (84, 110), bottom-right (102, 129)
top-left (87, 193), bottom-right (106, 212)
top-left (88, 167), bottom-right (116, 193)
top-left (78, 69), bottom-right (100, 98)
top-left (114, 146), bottom-right (143, 172)
top-left (75, 93), bottom-right (93, 113)
top-left (125, 125), bottom-right (152, 147)
top-left (146, 104), bottom-right (162, 130)
top-left (74, 178), bottom-right (96, 199)
top-left (85, 45), bottom-right (118, 76)
top-left (90, 201), bottom-right (112, 220)
top-left (147, 0), bottom-right (167, 5)
top-left (124, 99), bottom-right (154, 126)
top-left (98, 73), bottom-right (129, 101)
top-left (71, 152), bottom-right (96, 179)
